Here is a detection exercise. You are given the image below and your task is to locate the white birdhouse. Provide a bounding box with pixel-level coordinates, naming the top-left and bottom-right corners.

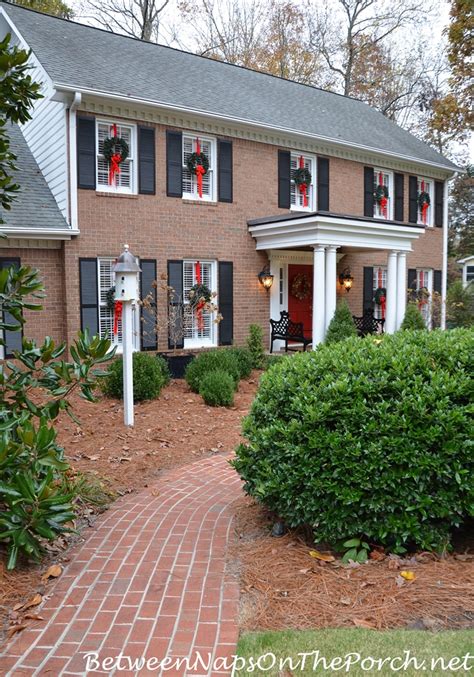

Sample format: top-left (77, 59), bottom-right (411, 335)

top-left (113, 244), bottom-right (141, 302)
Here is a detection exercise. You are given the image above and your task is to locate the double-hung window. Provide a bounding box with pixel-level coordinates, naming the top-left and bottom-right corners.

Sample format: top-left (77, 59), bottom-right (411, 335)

top-left (183, 260), bottom-right (217, 348)
top-left (466, 265), bottom-right (474, 285)
top-left (417, 177), bottom-right (434, 226)
top-left (416, 268), bottom-right (433, 327)
top-left (97, 257), bottom-right (140, 350)
top-left (97, 120), bottom-right (136, 194)
top-left (373, 169), bottom-right (393, 220)
top-left (290, 153), bottom-right (316, 211)
top-left (372, 266), bottom-right (387, 319)
top-left (182, 135), bottom-right (216, 201)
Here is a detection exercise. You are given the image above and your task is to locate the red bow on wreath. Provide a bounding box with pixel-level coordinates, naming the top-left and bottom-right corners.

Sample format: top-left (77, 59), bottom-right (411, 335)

top-left (195, 261), bottom-right (206, 331)
top-left (299, 156), bottom-right (308, 208)
top-left (113, 300), bottom-right (122, 336)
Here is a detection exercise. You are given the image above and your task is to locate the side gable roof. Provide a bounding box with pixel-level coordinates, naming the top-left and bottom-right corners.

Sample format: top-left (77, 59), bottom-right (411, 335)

top-left (1, 2), bottom-right (458, 173)
top-left (0, 123), bottom-right (69, 232)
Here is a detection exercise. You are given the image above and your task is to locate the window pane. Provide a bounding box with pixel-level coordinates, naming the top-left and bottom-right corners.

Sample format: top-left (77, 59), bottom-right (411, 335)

top-left (183, 260), bottom-right (213, 341)
top-left (290, 154), bottom-right (313, 209)
top-left (98, 258), bottom-right (122, 344)
top-left (183, 136), bottom-right (213, 198)
top-left (372, 266), bottom-right (387, 319)
top-left (373, 170), bottom-right (390, 219)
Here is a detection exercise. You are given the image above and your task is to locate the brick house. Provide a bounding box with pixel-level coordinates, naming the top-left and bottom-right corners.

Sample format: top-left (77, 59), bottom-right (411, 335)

top-left (0, 3), bottom-right (459, 357)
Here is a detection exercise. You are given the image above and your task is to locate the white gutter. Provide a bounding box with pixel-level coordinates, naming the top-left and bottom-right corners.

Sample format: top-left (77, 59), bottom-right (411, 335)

top-left (54, 83), bottom-right (459, 177)
top-left (441, 177), bottom-right (451, 330)
top-left (68, 92), bottom-right (82, 230)
top-left (1, 227), bottom-right (79, 239)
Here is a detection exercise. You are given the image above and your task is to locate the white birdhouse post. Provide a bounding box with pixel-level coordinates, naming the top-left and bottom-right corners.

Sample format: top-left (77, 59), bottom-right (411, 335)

top-left (113, 244), bottom-right (140, 427)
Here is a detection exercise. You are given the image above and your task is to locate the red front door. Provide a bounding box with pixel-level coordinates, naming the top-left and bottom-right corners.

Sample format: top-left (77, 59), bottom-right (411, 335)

top-left (288, 264), bottom-right (313, 337)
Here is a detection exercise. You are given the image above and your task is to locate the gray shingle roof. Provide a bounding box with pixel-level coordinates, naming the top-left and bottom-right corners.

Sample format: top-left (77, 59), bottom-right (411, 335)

top-left (0, 123), bottom-right (69, 231)
top-left (2, 2), bottom-right (458, 172)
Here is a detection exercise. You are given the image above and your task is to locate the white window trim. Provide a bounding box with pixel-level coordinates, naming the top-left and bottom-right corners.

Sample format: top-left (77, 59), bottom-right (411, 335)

top-left (417, 177), bottom-right (434, 227)
top-left (97, 257), bottom-right (140, 352)
top-left (182, 135), bottom-right (217, 203)
top-left (96, 119), bottom-right (138, 195)
top-left (373, 168), bottom-right (394, 221)
top-left (290, 152), bottom-right (317, 213)
top-left (183, 259), bottom-right (218, 349)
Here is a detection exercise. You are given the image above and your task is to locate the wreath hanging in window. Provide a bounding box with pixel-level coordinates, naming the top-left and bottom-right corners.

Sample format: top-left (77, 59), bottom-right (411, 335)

top-left (106, 286), bottom-right (116, 312)
top-left (187, 138), bottom-right (209, 199)
top-left (291, 273), bottom-right (311, 301)
top-left (373, 286), bottom-right (386, 319)
top-left (103, 124), bottom-right (129, 186)
top-left (189, 283), bottom-right (212, 308)
top-left (374, 184), bottom-right (389, 216)
top-left (293, 156), bottom-right (312, 207)
top-left (418, 190), bottom-right (431, 224)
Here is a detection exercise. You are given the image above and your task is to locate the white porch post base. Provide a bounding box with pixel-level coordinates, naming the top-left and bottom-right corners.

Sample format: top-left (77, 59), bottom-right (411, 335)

top-left (325, 246), bottom-right (338, 331)
top-left (312, 245), bottom-right (326, 346)
top-left (396, 252), bottom-right (407, 330)
top-left (386, 251), bottom-right (398, 334)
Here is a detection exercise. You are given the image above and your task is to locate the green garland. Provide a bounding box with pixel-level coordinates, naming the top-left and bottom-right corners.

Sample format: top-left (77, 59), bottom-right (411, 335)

top-left (374, 287), bottom-right (386, 305)
top-left (189, 283), bottom-right (211, 308)
top-left (418, 191), bottom-right (431, 210)
top-left (187, 152), bottom-right (209, 176)
top-left (103, 135), bottom-right (129, 164)
top-left (293, 167), bottom-right (312, 186)
top-left (106, 286), bottom-right (116, 312)
top-left (374, 184), bottom-right (389, 204)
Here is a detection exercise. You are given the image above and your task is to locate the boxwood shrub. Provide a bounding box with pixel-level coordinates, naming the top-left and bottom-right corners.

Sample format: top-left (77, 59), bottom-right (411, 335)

top-left (102, 352), bottom-right (167, 402)
top-left (227, 347), bottom-right (253, 379)
top-left (233, 329), bottom-right (474, 551)
top-left (199, 369), bottom-right (235, 407)
top-left (185, 349), bottom-right (240, 393)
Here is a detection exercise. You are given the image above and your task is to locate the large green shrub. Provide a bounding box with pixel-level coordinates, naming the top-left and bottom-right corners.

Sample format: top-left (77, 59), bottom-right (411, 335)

top-left (325, 300), bottom-right (357, 344)
top-left (246, 324), bottom-right (266, 369)
top-left (400, 303), bottom-right (427, 330)
top-left (233, 330), bottom-right (474, 551)
top-left (227, 347), bottom-right (253, 379)
top-left (199, 369), bottom-right (235, 407)
top-left (185, 349), bottom-right (240, 393)
top-left (102, 352), bottom-right (167, 402)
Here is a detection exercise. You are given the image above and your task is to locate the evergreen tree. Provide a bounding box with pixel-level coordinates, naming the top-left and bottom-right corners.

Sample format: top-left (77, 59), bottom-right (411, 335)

top-left (325, 300), bottom-right (357, 344)
top-left (400, 303), bottom-right (427, 330)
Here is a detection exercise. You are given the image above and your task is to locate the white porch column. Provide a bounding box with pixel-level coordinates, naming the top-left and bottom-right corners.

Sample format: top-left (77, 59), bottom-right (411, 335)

top-left (312, 245), bottom-right (326, 346)
top-left (396, 252), bottom-right (407, 330)
top-left (385, 251), bottom-right (398, 334)
top-left (325, 246), bottom-right (338, 331)
top-left (269, 256), bottom-right (283, 351)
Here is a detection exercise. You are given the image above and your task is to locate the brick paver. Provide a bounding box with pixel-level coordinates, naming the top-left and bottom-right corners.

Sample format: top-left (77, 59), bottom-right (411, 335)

top-left (0, 455), bottom-right (243, 676)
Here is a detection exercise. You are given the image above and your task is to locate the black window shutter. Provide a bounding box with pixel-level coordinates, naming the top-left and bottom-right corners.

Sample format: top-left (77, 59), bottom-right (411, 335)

top-left (218, 139), bottom-right (233, 203)
top-left (79, 258), bottom-right (99, 336)
top-left (140, 259), bottom-right (157, 350)
top-left (434, 181), bottom-right (444, 227)
top-left (77, 117), bottom-right (96, 190)
top-left (364, 167), bottom-right (374, 217)
top-left (394, 173), bottom-right (404, 221)
top-left (317, 157), bottom-right (330, 211)
top-left (138, 127), bottom-right (156, 195)
top-left (363, 266), bottom-right (374, 313)
top-left (167, 260), bottom-right (184, 349)
top-left (408, 176), bottom-right (418, 223)
top-left (278, 150), bottom-right (291, 209)
top-left (218, 261), bottom-right (233, 345)
top-left (407, 268), bottom-right (417, 302)
top-left (166, 130), bottom-right (182, 198)
top-left (0, 258), bottom-right (23, 356)
top-left (433, 269), bottom-right (442, 294)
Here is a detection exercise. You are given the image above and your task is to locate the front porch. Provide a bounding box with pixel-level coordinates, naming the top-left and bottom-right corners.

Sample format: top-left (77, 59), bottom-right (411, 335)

top-left (248, 211), bottom-right (425, 347)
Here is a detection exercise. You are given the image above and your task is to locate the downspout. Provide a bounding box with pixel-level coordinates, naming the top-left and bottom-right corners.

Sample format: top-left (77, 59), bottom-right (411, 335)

top-left (68, 92), bottom-right (82, 230)
top-left (440, 177), bottom-right (451, 330)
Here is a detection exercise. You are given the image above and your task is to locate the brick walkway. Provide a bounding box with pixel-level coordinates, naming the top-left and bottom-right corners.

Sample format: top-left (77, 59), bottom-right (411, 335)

top-left (0, 454), bottom-right (243, 676)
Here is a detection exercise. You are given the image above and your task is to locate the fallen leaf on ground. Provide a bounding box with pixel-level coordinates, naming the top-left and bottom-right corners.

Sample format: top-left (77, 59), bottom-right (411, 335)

top-left (340, 596), bottom-right (352, 606)
top-left (41, 564), bottom-right (62, 582)
top-left (352, 618), bottom-right (376, 629)
top-left (369, 550), bottom-right (385, 561)
top-left (309, 550), bottom-right (335, 562)
top-left (7, 624), bottom-right (28, 638)
top-left (388, 557), bottom-right (401, 570)
top-left (23, 614), bottom-right (44, 621)
top-left (18, 593), bottom-right (43, 611)
top-left (400, 570), bottom-right (416, 581)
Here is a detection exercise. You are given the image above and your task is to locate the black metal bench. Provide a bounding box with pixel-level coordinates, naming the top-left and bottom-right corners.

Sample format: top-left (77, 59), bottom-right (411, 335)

top-left (270, 311), bottom-right (312, 353)
top-left (352, 311), bottom-right (385, 337)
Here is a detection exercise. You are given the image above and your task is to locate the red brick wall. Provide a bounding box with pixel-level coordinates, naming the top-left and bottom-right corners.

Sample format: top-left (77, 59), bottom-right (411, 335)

top-left (3, 118), bottom-right (444, 351)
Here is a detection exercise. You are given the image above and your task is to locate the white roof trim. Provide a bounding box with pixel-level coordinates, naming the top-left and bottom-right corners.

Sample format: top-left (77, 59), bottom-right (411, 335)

top-left (457, 255), bottom-right (474, 264)
top-left (1, 227), bottom-right (78, 240)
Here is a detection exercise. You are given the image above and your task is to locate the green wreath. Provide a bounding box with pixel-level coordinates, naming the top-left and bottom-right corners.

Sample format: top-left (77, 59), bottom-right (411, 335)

top-left (189, 283), bottom-right (211, 308)
top-left (106, 286), bottom-right (116, 312)
top-left (374, 287), bottom-right (386, 305)
top-left (374, 184), bottom-right (389, 204)
top-left (187, 152), bottom-right (209, 176)
top-left (103, 135), bottom-right (129, 164)
top-left (291, 273), bottom-right (311, 301)
top-left (293, 167), bottom-right (312, 187)
top-left (418, 191), bottom-right (431, 210)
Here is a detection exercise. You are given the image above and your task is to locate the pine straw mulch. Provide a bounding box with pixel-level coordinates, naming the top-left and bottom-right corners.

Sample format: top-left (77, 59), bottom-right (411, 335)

top-left (230, 497), bottom-right (474, 632)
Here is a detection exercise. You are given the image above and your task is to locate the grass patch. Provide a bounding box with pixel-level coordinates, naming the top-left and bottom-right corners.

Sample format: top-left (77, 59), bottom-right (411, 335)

top-left (236, 628), bottom-right (473, 676)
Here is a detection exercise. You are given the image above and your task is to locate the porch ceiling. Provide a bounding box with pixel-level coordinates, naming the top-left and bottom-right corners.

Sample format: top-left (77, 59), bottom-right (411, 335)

top-left (248, 211), bottom-right (425, 252)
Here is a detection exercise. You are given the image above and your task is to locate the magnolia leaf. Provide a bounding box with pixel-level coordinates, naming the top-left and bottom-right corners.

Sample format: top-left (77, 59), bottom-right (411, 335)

top-left (7, 624), bottom-right (28, 638)
top-left (14, 593), bottom-right (42, 612)
top-left (400, 570), bottom-right (416, 581)
top-left (309, 550), bottom-right (335, 562)
top-left (41, 564), bottom-right (62, 581)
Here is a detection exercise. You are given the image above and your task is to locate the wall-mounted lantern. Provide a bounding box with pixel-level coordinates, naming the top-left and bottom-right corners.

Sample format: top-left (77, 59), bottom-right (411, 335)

top-left (258, 265), bottom-right (274, 290)
top-left (339, 267), bottom-right (354, 292)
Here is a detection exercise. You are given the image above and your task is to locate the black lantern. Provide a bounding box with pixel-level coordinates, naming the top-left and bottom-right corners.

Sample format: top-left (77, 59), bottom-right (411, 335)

top-left (258, 265), bottom-right (274, 290)
top-left (339, 267), bottom-right (354, 292)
